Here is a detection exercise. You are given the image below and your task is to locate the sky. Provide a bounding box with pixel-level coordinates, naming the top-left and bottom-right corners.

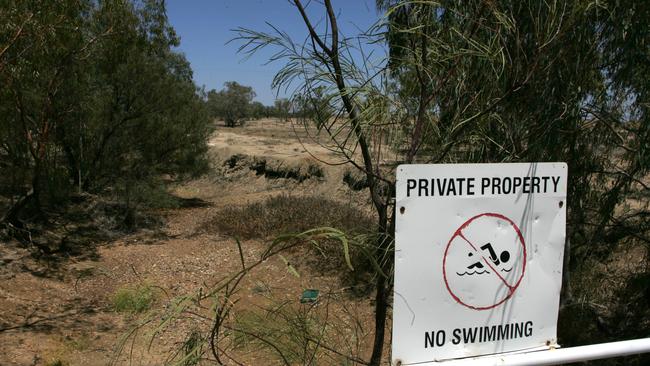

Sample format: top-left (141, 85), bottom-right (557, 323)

top-left (166, 0), bottom-right (383, 106)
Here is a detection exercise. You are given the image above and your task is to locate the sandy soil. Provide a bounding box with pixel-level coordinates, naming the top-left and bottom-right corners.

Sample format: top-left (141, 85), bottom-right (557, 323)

top-left (0, 119), bottom-right (382, 366)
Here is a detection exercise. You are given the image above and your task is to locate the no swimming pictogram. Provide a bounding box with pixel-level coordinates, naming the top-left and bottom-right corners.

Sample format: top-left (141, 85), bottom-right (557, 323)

top-left (443, 213), bottom-right (527, 310)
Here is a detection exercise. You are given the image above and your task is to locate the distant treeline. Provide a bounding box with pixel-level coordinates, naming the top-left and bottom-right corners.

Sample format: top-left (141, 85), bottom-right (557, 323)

top-left (0, 1), bottom-right (211, 227)
top-left (205, 82), bottom-right (330, 127)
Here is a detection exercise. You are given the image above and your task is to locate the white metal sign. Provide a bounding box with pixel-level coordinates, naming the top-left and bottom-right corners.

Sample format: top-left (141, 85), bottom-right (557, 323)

top-left (392, 162), bottom-right (567, 365)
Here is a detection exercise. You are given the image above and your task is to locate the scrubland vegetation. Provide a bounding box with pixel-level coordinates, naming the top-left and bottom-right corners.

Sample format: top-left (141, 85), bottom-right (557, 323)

top-left (0, 0), bottom-right (211, 236)
top-left (0, 0), bottom-right (648, 365)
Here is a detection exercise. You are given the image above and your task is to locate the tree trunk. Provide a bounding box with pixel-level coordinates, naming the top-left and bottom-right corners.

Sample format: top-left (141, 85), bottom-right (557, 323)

top-left (1, 190), bottom-right (34, 226)
top-left (370, 269), bottom-right (389, 365)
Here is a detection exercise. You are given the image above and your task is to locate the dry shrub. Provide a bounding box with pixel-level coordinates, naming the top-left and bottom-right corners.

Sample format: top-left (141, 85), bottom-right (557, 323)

top-left (202, 195), bottom-right (377, 289)
top-left (203, 194), bottom-right (373, 239)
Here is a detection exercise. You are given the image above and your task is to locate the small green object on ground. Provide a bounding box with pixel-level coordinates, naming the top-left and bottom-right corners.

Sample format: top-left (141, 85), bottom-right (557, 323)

top-left (300, 289), bottom-right (319, 303)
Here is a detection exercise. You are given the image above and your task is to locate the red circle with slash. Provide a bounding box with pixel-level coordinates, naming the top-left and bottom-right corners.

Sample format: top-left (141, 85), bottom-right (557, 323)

top-left (442, 212), bottom-right (527, 310)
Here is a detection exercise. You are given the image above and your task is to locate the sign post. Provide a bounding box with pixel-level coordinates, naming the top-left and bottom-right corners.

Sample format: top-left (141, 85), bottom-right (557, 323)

top-left (392, 163), bottom-right (567, 365)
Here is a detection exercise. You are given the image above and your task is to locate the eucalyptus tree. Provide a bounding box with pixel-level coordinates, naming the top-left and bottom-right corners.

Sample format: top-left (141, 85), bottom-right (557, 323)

top-left (206, 81), bottom-right (256, 127)
top-left (382, 0), bottom-right (650, 352)
top-left (274, 98), bottom-right (292, 122)
top-left (249, 101), bottom-right (267, 120)
top-left (1, 0), bottom-right (211, 230)
top-left (384, 0), bottom-right (649, 302)
top-left (70, 0), bottom-right (210, 193)
top-left (293, 85), bottom-right (333, 128)
top-left (0, 0), bottom-right (95, 221)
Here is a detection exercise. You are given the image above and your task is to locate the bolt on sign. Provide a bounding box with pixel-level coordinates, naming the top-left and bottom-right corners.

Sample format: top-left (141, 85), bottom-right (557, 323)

top-left (392, 163), bottom-right (567, 365)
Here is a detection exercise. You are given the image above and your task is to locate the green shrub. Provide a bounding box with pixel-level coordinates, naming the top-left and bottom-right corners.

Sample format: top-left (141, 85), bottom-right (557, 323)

top-left (179, 330), bottom-right (204, 366)
top-left (112, 283), bottom-right (155, 313)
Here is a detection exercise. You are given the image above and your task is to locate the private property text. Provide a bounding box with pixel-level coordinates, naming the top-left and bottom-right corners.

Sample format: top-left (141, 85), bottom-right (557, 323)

top-left (406, 176), bottom-right (561, 197)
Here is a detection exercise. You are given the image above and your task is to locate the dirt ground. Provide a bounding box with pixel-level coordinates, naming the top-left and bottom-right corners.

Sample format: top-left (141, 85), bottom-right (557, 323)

top-left (0, 119), bottom-right (383, 365)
